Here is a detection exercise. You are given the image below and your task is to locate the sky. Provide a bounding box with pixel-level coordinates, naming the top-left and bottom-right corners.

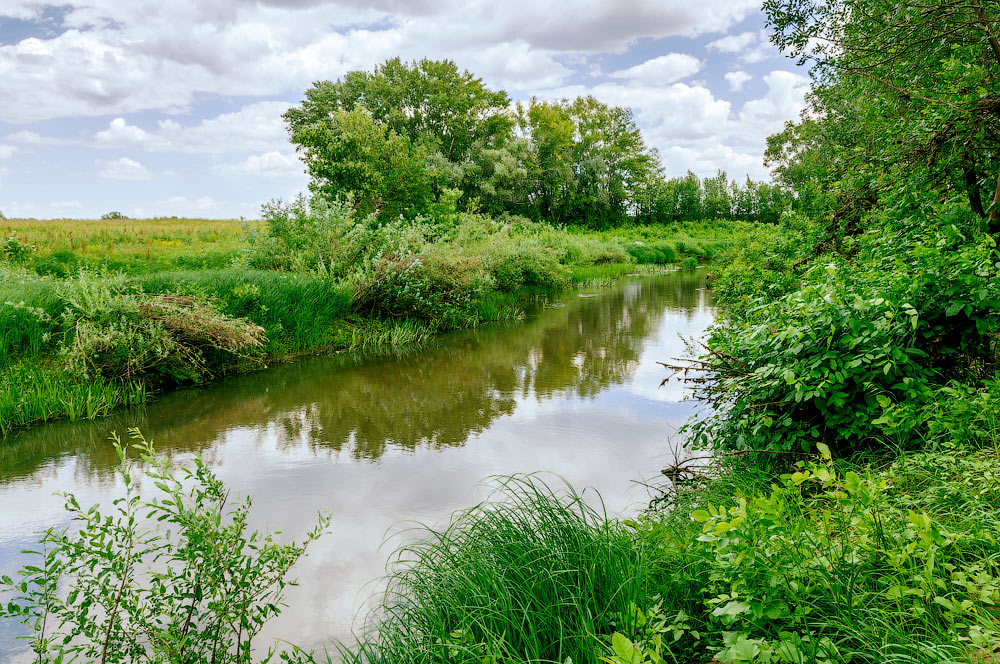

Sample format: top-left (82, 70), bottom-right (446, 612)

top-left (0, 1), bottom-right (809, 219)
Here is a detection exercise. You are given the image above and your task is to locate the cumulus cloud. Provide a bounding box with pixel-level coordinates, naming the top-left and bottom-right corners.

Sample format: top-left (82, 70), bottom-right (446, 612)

top-left (95, 117), bottom-right (171, 149)
top-left (0, 144), bottom-right (15, 158)
top-left (49, 200), bottom-right (83, 209)
top-left (96, 156), bottom-right (151, 180)
top-left (724, 70), bottom-right (752, 91)
top-left (707, 31), bottom-right (756, 54)
top-left (0, 0), bottom-right (761, 123)
top-left (215, 150), bottom-right (305, 180)
top-left (707, 30), bottom-right (774, 63)
top-left (610, 53), bottom-right (702, 86)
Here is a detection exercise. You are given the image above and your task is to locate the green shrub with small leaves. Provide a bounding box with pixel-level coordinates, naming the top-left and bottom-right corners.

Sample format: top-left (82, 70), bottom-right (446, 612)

top-left (0, 428), bottom-right (329, 663)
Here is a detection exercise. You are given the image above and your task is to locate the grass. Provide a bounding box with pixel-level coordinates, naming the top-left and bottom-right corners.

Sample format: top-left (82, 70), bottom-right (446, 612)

top-left (339, 444), bottom-right (1000, 664)
top-left (3, 217), bottom-right (248, 273)
top-left (0, 360), bottom-right (146, 435)
top-left (342, 475), bottom-right (657, 664)
top-left (0, 214), bottom-right (743, 436)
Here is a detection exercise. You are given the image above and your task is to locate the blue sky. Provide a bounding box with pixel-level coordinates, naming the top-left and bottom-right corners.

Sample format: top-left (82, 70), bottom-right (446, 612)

top-left (0, 1), bottom-right (808, 219)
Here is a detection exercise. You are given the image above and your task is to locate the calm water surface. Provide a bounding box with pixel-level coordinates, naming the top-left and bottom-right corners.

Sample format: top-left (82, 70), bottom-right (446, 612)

top-left (0, 272), bottom-right (714, 659)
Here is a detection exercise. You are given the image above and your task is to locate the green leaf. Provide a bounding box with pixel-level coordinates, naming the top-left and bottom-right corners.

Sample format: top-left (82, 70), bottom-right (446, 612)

top-left (611, 632), bottom-right (635, 662)
top-left (712, 600), bottom-right (751, 618)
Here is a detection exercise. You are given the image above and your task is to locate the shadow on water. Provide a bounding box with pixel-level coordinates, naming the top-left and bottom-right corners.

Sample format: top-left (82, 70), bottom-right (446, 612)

top-left (0, 271), bottom-right (708, 483)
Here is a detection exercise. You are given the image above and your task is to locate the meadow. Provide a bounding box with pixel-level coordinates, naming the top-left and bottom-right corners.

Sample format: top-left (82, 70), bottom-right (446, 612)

top-left (0, 207), bottom-right (741, 434)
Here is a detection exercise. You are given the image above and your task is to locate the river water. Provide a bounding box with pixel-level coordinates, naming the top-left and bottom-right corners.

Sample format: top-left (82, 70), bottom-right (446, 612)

top-left (0, 271), bottom-right (714, 660)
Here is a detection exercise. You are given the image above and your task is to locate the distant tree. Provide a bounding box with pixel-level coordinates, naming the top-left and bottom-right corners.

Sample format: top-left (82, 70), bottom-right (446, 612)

top-left (701, 170), bottom-right (731, 219)
top-left (285, 58), bottom-right (514, 216)
top-left (101, 211), bottom-right (127, 220)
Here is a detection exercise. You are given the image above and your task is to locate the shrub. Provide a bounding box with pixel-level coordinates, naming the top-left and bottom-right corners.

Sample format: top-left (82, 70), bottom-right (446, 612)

top-left (685, 203), bottom-right (1000, 454)
top-left (0, 429), bottom-right (327, 663)
top-left (2, 232), bottom-right (36, 263)
top-left (485, 240), bottom-right (569, 292)
top-left (101, 210), bottom-right (127, 219)
top-left (58, 271), bottom-right (266, 384)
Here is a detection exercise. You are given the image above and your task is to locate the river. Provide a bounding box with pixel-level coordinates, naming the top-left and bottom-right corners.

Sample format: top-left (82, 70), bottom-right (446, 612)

top-left (0, 270), bottom-right (714, 659)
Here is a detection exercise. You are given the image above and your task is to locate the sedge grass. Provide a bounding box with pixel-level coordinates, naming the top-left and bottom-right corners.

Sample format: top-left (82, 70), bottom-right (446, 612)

top-left (342, 475), bottom-right (658, 664)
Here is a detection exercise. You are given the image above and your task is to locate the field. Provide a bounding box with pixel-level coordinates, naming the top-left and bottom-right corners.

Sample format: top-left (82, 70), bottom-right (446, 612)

top-left (0, 212), bottom-right (744, 434)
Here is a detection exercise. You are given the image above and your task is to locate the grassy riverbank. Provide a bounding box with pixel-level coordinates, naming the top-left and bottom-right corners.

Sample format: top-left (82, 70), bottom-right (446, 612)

top-left (0, 207), bottom-right (741, 434)
top-left (337, 208), bottom-right (1000, 663)
top-left (340, 443), bottom-right (1000, 664)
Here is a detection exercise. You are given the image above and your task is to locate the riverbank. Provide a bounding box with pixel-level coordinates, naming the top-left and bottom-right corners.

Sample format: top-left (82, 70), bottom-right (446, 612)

top-left (0, 209), bottom-right (742, 435)
top-left (336, 208), bottom-right (1000, 663)
top-left (338, 442), bottom-right (1000, 664)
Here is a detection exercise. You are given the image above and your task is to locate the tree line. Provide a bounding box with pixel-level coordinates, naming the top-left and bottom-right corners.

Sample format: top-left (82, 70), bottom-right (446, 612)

top-left (283, 58), bottom-right (791, 227)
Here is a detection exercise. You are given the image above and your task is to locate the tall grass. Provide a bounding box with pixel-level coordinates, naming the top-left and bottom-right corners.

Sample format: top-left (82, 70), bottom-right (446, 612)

top-left (343, 475), bottom-right (656, 664)
top-left (136, 269), bottom-right (353, 354)
top-left (0, 361), bottom-right (145, 435)
top-left (340, 446), bottom-right (1000, 664)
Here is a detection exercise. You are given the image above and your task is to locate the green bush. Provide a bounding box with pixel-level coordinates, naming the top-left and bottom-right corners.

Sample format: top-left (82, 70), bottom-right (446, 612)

top-left (688, 203), bottom-right (1000, 454)
top-left (58, 271), bottom-right (266, 384)
top-left (485, 239), bottom-right (569, 292)
top-left (0, 429), bottom-right (327, 663)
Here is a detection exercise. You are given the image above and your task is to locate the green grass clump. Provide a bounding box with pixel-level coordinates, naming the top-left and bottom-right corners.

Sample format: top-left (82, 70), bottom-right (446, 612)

top-left (0, 361), bottom-right (146, 435)
top-left (344, 475), bottom-right (656, 664)
top-left (136, 269), bottom-right (353, 354)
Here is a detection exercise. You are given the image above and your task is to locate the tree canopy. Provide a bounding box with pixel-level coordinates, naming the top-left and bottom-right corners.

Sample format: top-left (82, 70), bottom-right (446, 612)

top-left (285, 57), bottom-right (792, 226)
top-left (763, 0), bottom-right (1000, 232)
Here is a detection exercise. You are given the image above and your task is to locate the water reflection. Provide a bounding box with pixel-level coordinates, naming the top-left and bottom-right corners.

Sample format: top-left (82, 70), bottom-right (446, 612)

top-left (0, 271), bottom-right (713, 659)
top-left (1, 272), bottom-right (707, 477)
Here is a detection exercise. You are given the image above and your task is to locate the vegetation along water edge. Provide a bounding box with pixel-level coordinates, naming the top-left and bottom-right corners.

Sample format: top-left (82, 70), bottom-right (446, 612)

top-left (7, 1), bottom-right (1000, 660)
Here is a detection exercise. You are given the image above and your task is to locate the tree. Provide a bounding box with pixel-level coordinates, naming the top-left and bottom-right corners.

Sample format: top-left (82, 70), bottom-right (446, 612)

top-left (291, 106), bottom-right (432, 219)
top-left (764, 0), bottom-right (1000, 232)
top-left (285, 58), bottom-right (514, 215)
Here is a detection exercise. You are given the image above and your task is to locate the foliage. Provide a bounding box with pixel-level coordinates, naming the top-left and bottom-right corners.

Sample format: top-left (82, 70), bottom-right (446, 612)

top-left (0, 428), bottom-right (328, 663)
top-left (683, 203), bottom-right (1000, 454)
top-left (58, 270), bottom-right (267, 384)
top-left (101, 210), bottom-right (127, 220)
top-left (2, 231), bottom-right (37, 263)
top-left (342, 475), bottom-right (657, 664)
top-left (628, 444), bottom-right (1000, 663)
top-left (763, 0), bottom-right (1000, 233)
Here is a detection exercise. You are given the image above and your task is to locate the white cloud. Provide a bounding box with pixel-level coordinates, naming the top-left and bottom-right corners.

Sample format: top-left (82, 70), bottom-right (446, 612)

top-left (610, 53), bottom-right (702, 86)
top-left (95, 117), bottom-right (170, 149)
top-left (96, 156), bottom-right (151, 180)
top-left (0, 145), bottom-right (15, 158)
top-left (49, 200), bottom-right (83, 209)
top-left (707, 31), bottom-right (756, 54)
top-left (724, 71), bottom-right (752, 91)
top-left (156, 101), bottom-right (295, 154)
top-left (215, 150), bottom-right (304, 180)
top-left (707, 30), bottom-right (774, 64)
top-left (738, 70), bottom-right (808, 133)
